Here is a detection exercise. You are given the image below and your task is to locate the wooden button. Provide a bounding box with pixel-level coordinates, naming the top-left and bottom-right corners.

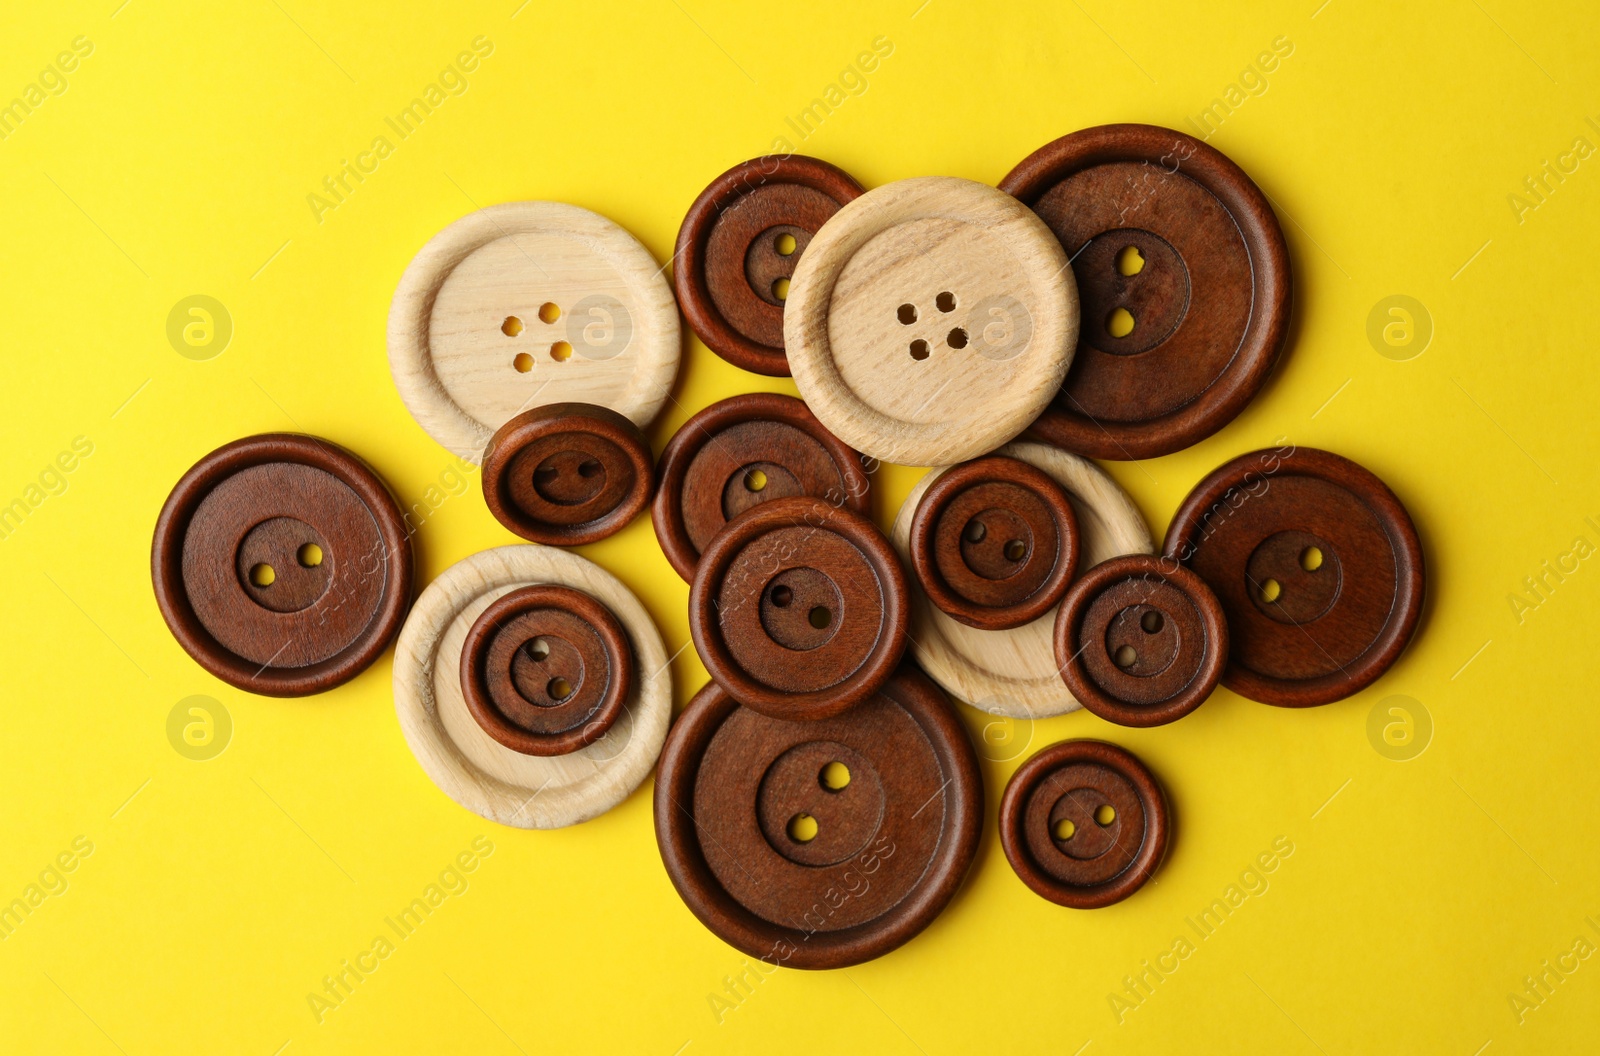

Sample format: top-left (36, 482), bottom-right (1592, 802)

top-left (785, 177), bottom-right (1078, 466)
top-left (689, 496), bottom-right (908, 721)
top-left (458, 585), bottom-right (632, 756)
top-left (152, 434), bottom-right (413, 697)
top-left (999, 739), bottom-right (1169, 908)
top-left (481, 402), bottom-right (654, 544)
top-left (674, 155), bottom-right (865, 376)
top-left (393, 545), bottom-right (671, 828)
top-left (1163, 446), bottom-right (1424, 707)
top-left (653, 393), bottom-right (871, 582)
top-left (389, 202), bottom-right (681, 462)
top-left (1001, 124), bottom-right (1291, 460)
top-left (654, 668), bottom-right (982, 968)
top-left (909, 455), bottom-right (1079, 630)
top-left (1054, 554), bottom-right (1227, 727)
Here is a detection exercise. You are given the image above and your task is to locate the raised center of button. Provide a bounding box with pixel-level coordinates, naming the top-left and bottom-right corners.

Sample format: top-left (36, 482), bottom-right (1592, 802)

top-left (721, 461), bottom-right (802, 522)
top-left (1049, 786), bottom-right (1123, 861)
top-left (757, 740), bottom-right (885, 867)
top-left (1246, 529), bottom-right (1343, 624)
top-left (1102, 604), bottom-right (1180, 677)
top-left (959, 508), bottom-right (1034, 581)
top-left (1074, 227), bottom-right (1189, 356)
top-left (508, 634), bottom-right (585, 710)
top-left (747, 224), bottom-right (811, 306)
top-left (533, 449), bottom-right (607, 506)
top-left (236, 516), bottom-right (332, 614)
top-left (759, 567), bottom-right (844, 650)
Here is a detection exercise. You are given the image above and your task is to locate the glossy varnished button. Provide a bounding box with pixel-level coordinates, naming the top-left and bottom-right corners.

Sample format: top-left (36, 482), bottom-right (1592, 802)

top-left (653, 393), bottom-right (871, 582)
top-left (152, 434), bottom-right (413, 696)
top-left (389, 201), bottom-right (680, 461)
top-left (482, 402), bottom-right (654, 544)
top-left (674, 155), bottom-right (865, 376)
top-left (1054, 554), bottom-right (1227, 727)
top-left (1163, 446), bottom-right (1424, 708)
top-left (999, 740), bottom-right (1169, 908)
top-left (785, 176), bottom-right (1078, 466)
top-left (654, 669), bottom-right (982, 968)
top-left (689, 496), bottom-right (908, 721)
top-left (1001, 124), bottom-right (1290, 460)
top-left (909, 455), bottom-right (1079, 630)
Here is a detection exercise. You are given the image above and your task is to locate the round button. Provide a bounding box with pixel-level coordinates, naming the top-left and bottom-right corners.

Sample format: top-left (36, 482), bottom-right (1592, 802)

top-left (909, 455), bottom-right (1079, 630)
top-left (653, 393), bottom-right (871, 582)
top-left (1163, 446), bottom-right (1425, 707)
top-left (481, 402), bottom-right (654, 545)
top-left (1001, 124), bottom-right (1291, 460)
top-left (689, 496), bottom-right (908, 721)
top-left (785, 177), bottom-right (1078, 466)
top-left (654, 668), bottom-right (982, 968)
top-left (459, 585), bottom-right (632, 756)
top-left (152, 434), bottom-right (413, 697)
top-left (674, 155), bottom-right (865, 376)
top-left (388, 201), bottom-right (681, 462)
top-left (999, 739), bottom-right (1169, 908)
top-left (1053, 554), bottom-right (1227, 727)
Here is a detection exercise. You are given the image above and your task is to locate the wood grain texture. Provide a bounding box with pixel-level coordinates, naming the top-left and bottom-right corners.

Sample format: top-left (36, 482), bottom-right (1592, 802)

top-left (889, 441), bottom-right (1152, 718)
top-left (393, 545), bottom-right (670, 828)
top-left (785, 177), bottom-right (1078, 467)
top-left (388, 201), bottom-right (681, 462)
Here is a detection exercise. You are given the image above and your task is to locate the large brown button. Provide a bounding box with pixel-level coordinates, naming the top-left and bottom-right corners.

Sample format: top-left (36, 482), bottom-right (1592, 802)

top-left (653, 393), bottom-right (871, 582)
top-left (1001, 124), bottom-right (1291, 460)
top-left (909, 455), bottom-right (1079, 630)
top-left (481, 402), bottom-right (654, 544)
top-left (1163, 446), bottom-right (1425, 707)
top-left (654, 669), bottom-right (982, 968)
top-left (999, 740), bottom-right (1169, 908)
top-left (152, 434), bottom-right (413, 696)
top-left (458, 585), bottom-right (631, 756)
top-left (674, 155), bottom-right (865, 376)
top-left (1054, 554), bottom-right (1227, 727)
top-left (689, 496), bottom-right (908, 721)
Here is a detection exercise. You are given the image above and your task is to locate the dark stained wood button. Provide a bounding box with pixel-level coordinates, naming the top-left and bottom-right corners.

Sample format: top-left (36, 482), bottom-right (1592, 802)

top-left (908, 455), bottom-right (1079, 630)
top-left (152, 433), bottom-right (413, 697)
top-left (653, 393), bottom-right (871, 582)
top-left (481, 402), bottom-right (654, 545)
top-left (654, 668), bottom-right (982, 968)
top-left (1163, 446), bottom-right (1425, 707)
top-left (689, 496), bottom-right (908, 721)
top-left (674, 155), bottom-right (865, 376)
top-left (1053, 554), bottom-right (1227, 726)
top-left (1000, 124), bottom-right (1291, 460)
top-left (999, 739), bottom-right (1169, 908)
top-left (458, 585), bottom-right (632, 756)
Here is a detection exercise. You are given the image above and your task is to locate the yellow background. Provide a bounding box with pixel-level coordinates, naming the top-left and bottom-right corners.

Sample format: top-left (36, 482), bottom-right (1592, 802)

top-left (2, 0), bottom-right (1597, 1052)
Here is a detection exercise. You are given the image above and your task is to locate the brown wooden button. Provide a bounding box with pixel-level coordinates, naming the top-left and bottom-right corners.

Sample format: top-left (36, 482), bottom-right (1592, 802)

top-left (1001, 124), bottom-right (1291, 460)
top-left (1053, 554), bottom-right (1227, 727)
top-left (1163, 446), bottom-right (1425, 707)
top-left (654, 668), bottom-right (982, 968)
top-left (152, 433), bottom-right (413, 696)
top-left (909, 455), bottom-right (1079, 630)
top-left (674, 155), bottom-right (865, 376)
top-left (689, 496), bottom-right (908, 721)
top-left (481, 402), bottom-right (654, 544)
top-left (653, 393), bottom-right (871, 582)
top-left (999, 739), bottom-right (1169, 908)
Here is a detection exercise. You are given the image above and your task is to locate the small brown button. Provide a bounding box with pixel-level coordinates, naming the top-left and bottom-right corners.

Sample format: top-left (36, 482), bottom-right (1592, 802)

top-left (152, 433), bottom-right (413, 696)
top-left (674, 155), bottom-right (865, 376)
top-left (1001, 124), bottom-right (1291, 460)
top-left (654, 668), bottom-right (982, 968)
top-left (689, 496), bottom-right (908, 720)
top-left (653, 393), bottom-right (871, 582)
top-left (999, 739), bottom-right (1169, 908)
top-left (482, 402), bottom-right (654, 545)
top-left (458, 585), bottom-right (632, 756)
top-left (1163, 446), bottom-right (1425, 708)
top-left (909, 455), bottom-right (1080, 630)
top-left (1054, 554), bottom-right (1227, 726)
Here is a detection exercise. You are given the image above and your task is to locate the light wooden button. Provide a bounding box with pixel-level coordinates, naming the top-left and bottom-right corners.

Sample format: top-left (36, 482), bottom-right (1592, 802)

top-left (389, 202), bottom-right (681, 462)
top-left (890, 441), bottom-right (1152, 719)
top-left (785, 177), bottom-right (1078, 467)
top-left (393, 545), bottom-right (670, 828)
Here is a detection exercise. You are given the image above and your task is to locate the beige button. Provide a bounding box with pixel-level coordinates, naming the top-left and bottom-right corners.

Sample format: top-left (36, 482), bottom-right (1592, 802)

top-left (785, 177), bottom-right (1078, 467)
top-left (388, 202), bottom-right (681, 462)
